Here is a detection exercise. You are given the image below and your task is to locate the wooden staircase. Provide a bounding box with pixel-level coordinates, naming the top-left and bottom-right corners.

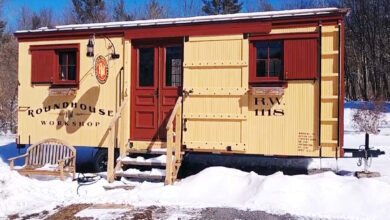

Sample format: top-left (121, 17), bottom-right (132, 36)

top-left (112, 97), bottom-right (184, 184)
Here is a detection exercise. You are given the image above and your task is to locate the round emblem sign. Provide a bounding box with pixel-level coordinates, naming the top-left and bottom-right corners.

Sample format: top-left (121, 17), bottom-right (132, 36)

top-left (95, 55), bottom-right (108, 84)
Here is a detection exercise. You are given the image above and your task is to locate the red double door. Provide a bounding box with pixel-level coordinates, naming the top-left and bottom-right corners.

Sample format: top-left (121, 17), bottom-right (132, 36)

top-left (131, 40), bottom-right (183, 141)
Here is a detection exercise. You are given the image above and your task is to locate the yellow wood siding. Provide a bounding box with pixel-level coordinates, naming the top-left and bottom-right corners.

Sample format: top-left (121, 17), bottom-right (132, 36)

top-left (247, 81), bottom-right (320, 156)
top-left (18, 37), bottom-right (130, 148)
top-left (17, 24), bottom-right (340, 158)
top-left (183, 35), bottom-right (248, 152)
top-left (182, 25), bottom-right (340, 157)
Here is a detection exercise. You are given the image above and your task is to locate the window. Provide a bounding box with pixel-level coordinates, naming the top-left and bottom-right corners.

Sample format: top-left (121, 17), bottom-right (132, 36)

top-left (254, 41), bottom-right (283, 81)
top-left (138, 47), bottom-right (155, 87)
top-left (58, 51), bottom-right (77, 83)
top-left (30, 44), bottom-right (79, 86)
top-left (165, 46), bottom-right (182, 87)
top-left (249, 36), bottom-right (318, 83)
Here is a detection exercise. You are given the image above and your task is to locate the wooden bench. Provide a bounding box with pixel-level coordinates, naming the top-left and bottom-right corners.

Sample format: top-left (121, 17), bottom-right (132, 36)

top-left (8, 138), bottom-right (76, 180)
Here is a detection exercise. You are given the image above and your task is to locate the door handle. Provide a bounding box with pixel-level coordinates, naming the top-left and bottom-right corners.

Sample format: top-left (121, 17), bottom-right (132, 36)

top-left (154, 88), bottom-right (159, 97)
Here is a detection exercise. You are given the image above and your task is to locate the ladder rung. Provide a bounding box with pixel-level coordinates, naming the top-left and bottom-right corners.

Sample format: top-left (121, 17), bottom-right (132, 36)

top-left (321, 118), bottom-right (338, 122)
top-left (321, 96), bottom-right (338, 100)
top-left (322, 73), bottom-right (338, 77)
top-left (322, 51), bottom-right (338, 55)
top-left (321, 140), bottom-right (338, 144)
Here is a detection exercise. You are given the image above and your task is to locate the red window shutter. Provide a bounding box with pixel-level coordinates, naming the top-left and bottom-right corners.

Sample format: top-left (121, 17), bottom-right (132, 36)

top-left (284, 39), bottom-right (317, 80)
top-left (31, 49), bottom-right (56, 83)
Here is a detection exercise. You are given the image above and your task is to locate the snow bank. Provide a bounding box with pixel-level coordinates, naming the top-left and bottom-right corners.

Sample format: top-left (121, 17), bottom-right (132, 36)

top-left (1, 155), bottom-right (390, 219)
top-left (0, 158), bottom-right (76, 217)
top-left (91, 167), bottom-right (389, 220)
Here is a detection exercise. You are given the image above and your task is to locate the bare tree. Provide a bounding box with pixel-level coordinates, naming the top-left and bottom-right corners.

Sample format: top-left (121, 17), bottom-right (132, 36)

top-left (112, 0), bottom-right (135, 21)
top-left (17, 7), bottom-right (54, 30)
top-left (143, 0), bottom-right (167, 19)
top-left (342, 0), bottom-right (390, 100)
top-left (352, 98), bottom-right (386, 134)
top-left (178, 0), bottom-right (202, 17)
top-left (257, 0), bottom-right (273, 11)
top-left (0, 34), bottom-right (18, 133)
top-left (17, 6), bottom-right (33, 30)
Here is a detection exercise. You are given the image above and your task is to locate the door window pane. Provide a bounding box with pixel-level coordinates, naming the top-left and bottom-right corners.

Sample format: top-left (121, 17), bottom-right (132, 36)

top-left (139, 48), bottom-right (154, 87)
top-left (165, 46), bottom-right (182, 87)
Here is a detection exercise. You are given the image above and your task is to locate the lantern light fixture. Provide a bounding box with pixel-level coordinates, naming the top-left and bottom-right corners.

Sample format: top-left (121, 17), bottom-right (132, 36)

top-left (86, 35), bottom-right (94, 57)
top-left (86, 34), bottom-right (120, 59)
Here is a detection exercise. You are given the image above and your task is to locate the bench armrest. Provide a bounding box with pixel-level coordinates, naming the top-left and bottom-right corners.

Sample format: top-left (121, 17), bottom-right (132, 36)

top-left (8, 154), bottom-right (28, 161)
top-left (8, 154), bottom-right (28, 170)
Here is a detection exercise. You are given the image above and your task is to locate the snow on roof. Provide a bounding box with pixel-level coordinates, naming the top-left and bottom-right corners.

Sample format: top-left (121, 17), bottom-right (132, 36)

top-left (15, 8), bottom-right (348, 34)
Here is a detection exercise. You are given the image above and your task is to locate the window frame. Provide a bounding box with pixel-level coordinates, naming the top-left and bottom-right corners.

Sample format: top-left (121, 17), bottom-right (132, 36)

top-left (250, 40), bottom-right (284, 83)
top-left (30, 44), bottom-right (80, 87)
top-left (163, 44), bottom-right (183, 89)
top-left (54, 49), bottom-right (79, 86)
top-left (249, 32), bottom-right (320, 84)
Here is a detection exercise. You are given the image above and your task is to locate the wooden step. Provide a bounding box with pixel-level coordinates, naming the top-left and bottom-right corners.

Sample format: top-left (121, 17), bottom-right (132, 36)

top-left (121, 160), bottom-right (166, 167)
top-left (126, 148), bottom-right (168, 155)
top-left (116, 172), bottom-right (166, 181)
top-left (126, 148), bottom-right (185, 155)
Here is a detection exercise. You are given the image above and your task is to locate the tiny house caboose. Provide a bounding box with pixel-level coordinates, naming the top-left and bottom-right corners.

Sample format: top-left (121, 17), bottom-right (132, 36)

top-left (15, 8), bottom-right (349, 183)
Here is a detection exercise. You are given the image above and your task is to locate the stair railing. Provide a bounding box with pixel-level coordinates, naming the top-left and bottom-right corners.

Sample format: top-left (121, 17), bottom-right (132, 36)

top-left (165, 96), bottom-right (183, 185)
top-left (107, 98), bottom-right (128, 183)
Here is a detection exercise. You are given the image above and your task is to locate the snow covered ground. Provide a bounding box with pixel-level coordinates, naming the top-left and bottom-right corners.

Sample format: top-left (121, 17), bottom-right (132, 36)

top-left (0, 103), bottom-right (389, 220)
top-left (0, 132), bottom-right (15, 146)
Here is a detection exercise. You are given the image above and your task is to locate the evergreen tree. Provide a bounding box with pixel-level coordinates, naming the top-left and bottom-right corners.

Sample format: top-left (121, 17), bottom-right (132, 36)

top-left (112, 0), bottom-right (135, 21)
top-left (0, 0), bottom-right (5, 39)
top-left (0, 19), bottom-right (5, 39)
top-left (202, 0), bottom-right (243, 15)
top-left (71, 0), bottom-right (107, 23)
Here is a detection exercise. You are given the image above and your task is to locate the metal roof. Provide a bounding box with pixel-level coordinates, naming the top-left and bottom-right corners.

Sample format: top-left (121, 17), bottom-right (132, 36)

top-left (15, 8), bottom-right (349, 34)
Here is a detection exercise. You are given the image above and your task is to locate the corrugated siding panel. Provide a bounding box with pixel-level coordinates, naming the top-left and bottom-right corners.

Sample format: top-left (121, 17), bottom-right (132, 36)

top-left (284, 39), bottom-right (317, 79)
